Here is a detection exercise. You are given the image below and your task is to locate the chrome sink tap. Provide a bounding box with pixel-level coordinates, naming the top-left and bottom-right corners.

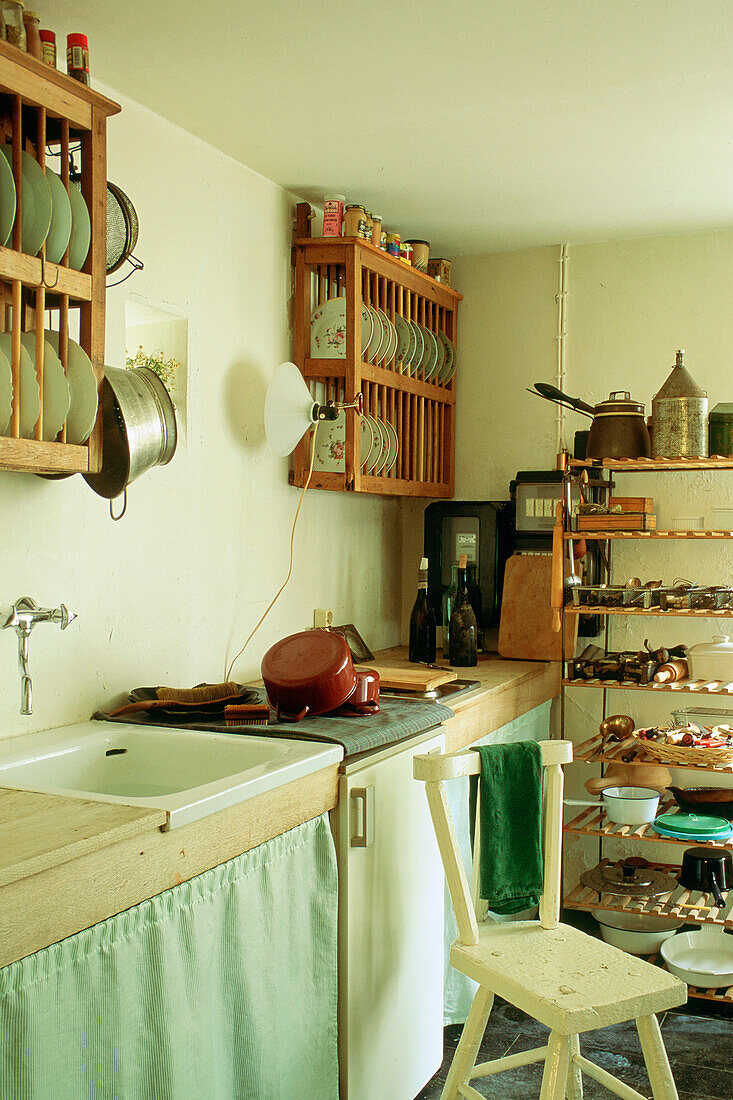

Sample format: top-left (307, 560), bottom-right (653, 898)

top-left (3, 597), bottom-right (77, 715)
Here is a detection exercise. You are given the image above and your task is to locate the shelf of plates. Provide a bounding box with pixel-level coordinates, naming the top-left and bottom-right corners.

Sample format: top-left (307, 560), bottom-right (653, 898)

top-left (291, 220), bottom-right (461, 497)
top-left (0, 42), bottom-right (119, 475)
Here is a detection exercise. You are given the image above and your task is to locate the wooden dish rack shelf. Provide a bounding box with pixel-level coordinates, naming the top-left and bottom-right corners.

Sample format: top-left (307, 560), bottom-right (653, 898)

top-left (292, 221), bottom-right (461, 497)
top-left (0, 43), bottom-right (119, 475)
top-left (559, 457), bottom-right (733, 1003)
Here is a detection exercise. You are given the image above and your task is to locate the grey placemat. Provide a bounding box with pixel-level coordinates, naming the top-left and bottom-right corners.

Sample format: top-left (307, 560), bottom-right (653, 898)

top-left (97, 695), bottom-right (454, 757)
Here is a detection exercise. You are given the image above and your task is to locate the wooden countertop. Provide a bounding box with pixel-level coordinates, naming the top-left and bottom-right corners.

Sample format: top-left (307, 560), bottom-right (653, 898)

top-left (0, 650), bottom-right (559, 968)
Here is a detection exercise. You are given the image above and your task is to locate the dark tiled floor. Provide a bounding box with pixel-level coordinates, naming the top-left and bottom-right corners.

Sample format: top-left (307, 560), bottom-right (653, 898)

top-left (415, 1000), bottom-right (733, 1099)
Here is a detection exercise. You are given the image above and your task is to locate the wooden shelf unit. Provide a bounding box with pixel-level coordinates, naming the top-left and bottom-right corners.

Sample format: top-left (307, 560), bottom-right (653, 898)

top-left (0, 43), bottom-right (120, 475)
top-left (563, 677), bottom-right (733, 697)
top-left (565, 606), bottom-right (733, 617)
top-left (568, 457), bottom-right (733, 473)
top-left (574, 731), bottom-right (733, 774)
top-left (566, 529), bottom-right (733, 540)
top-left (564, 859), bottom-right (733, 929)
top-left (292, 234), bottom-right (461, 497)
top-left (566, 798), bottom-right (733, 853)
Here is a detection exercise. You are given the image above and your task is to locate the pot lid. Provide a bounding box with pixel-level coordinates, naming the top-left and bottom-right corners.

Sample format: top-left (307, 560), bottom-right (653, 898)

top-left (261, 629), bottom-right (353, 686)
top-left (655, 811), bottom-right (732, 835)
top-left (653, 350), bottom-right (707, 400)
top-left (710, 403), bottom-right (733, 418)
top-left (580, 859), bottom-right (678, 897)
top-left (593, 391), bottom-right (646, 416)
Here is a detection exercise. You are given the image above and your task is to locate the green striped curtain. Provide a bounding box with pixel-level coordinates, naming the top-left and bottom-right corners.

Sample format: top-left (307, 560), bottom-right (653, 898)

top-left (0, 813), bottom-right (338, 1100)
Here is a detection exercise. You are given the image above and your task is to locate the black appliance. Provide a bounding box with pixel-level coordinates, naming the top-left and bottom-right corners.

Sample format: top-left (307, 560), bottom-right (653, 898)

top-left (423, 501), bottom-right (513, 631)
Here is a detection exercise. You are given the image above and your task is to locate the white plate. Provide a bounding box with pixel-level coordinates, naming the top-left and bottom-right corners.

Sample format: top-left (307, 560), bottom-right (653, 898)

top-left (381, 417), bottom-right (399, 474)
top-left (422, 327), bottom-right (439, 380)
top-left (383, 315), bottom-right (398, 367)
top-left (408, 320), bottom-right (424, 377)
top-left (372, 416), bottom-right (390, 474)
top-left (313, 409), bottom-right (345, 472)
top-left (359, 414), bottom-right (374, 470)
top-left (20, 333), bottom-right (70, 440)
top-left (44, 169), bottom-right (72, 265)
top-left (393, 314), bottom-right (412, 374)
top-left (432, 328), bottom-right (446, 381)
top-left (67, 181), bottom-right (91, 271)
top-left (0, 333), bottom-right (39, 438)
top-left (373, 308), bottom-right (390, 364)
top-left (436, 329), bottom-right (456, 384)
top-left (365, 305), bottom-right (382, 361)
top-left (310, 298), bottom-right (370, 359)
top-left (661, 927), bottom-right (733, 987)
top-left (0, 150), bottom-right (15, 247)
top-left (0, 147), bottom-right (52, 257)
top-left (363, 415), bottom-right (382, 473)
top-left (45, 330), bottom-right (98, 444)
top-left (0, 340), bottom-right (12, 433)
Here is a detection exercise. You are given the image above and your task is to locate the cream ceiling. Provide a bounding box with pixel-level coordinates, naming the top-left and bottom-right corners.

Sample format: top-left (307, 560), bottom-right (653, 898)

top-left (51, 0), bottom-right (733, 254)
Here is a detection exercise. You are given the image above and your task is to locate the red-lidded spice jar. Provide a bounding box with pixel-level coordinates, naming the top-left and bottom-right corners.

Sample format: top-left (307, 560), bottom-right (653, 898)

top-left (67, 32), bottom-right (89, 84)
top-left (39, 28), bottom-right (56, 67)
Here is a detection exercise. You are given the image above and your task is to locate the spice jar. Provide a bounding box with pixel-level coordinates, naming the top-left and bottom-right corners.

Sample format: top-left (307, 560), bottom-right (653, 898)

top-left (322, 193), bottom-right (344, 237)
top-left (371, 213), bottom-right (382, 248)
top-left (363, 211), bottom-right (374, 243)
top-left (344, 204), bottom-right (365, 238)
top-left (2, 1), bottom-right (26, 50)
top-left (22, 9), bottom-right (40, 58)
top-left (67, 32), bottom-right (90, 84)
top-left (39, 28), bottom-right (56, 67)
top-left (399, 241), bottom-right (414, 265)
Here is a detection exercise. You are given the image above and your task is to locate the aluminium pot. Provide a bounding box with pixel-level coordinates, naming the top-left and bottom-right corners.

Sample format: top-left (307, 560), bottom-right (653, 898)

top-left (592, 909), bottom-right (684, 955)
top-left (679, 847), bottom-right (733, 907)
top-left (261, 629), bottom-right (357, 721)
top-left (586, 391), bottom-right (651, 460)
top-left (83, 365), bottom-right (177, 500)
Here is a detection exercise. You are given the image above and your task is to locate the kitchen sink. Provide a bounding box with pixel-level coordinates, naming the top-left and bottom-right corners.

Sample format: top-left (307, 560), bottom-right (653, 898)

top-left (0, 720), bottom-right (343, 829)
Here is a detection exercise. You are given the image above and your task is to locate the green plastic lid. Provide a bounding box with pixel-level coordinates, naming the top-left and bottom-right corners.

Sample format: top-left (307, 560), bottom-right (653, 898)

top-left (655, 811), bottom-right (731, 834)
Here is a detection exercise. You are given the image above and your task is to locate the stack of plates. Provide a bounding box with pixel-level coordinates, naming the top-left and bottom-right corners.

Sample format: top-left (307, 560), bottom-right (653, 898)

top-left (309, 297), bottom-right (456, 384)
top-left (313, 411), bottom-right (398, 477)
top-left (0, 146), bottom-right (90, 267)
top-left (0, 330), bottom-right (97, 443)
top-left (652, 810), bottom-right (733, 842)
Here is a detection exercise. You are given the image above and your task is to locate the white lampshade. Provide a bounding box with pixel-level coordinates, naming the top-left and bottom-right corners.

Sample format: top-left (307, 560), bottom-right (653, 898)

top-left (265, 362), bottom-right (318, 456)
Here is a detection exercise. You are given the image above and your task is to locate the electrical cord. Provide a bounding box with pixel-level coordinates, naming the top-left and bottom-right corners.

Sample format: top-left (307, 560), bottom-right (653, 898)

top-left (224, 421), bottom-right (320, 682)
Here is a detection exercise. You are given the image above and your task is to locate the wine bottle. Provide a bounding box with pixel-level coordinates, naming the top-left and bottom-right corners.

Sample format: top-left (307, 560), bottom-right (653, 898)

top-left (466, 561), bottom-right (483, 651)
top-left (449, 555), bottom-right (478, 667)
top-left (409, 557), bottom-right (436, 663)
top-left (441, 562), bottom-right (459, 656)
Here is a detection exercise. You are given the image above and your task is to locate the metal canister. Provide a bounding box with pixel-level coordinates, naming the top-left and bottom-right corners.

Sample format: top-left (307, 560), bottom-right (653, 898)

top-left (709, 404), bottom-right (733, 457)
top-left (651, 350), bottom-right (708, 458)
top-left (386, 232), bottom-right (401, 257)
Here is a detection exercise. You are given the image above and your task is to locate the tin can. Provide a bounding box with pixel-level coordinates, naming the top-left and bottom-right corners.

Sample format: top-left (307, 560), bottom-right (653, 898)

top-left (709, 404), bottom-right (733, 457)
top-left (427, 258), bottom-right (452, 285)
top-left (370, 213), bottom-right (382, 247)
top-left (386, 232), bottom-right (401, 257)
top-left (363, 211), bottom-right (374, 242)
top-left (651, 350), bottom-right (708, 458)
top-left (399, 241), bottom-right (413, 265)
top-left (322, 194), bottom-right (345, 237)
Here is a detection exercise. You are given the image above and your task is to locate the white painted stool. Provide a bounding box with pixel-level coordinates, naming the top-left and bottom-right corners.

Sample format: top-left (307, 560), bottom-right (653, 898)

top-left (413, 740), bottom-right (687, 1099)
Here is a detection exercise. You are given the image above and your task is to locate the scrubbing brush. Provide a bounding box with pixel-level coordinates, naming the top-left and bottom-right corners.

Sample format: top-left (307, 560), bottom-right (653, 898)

top-left (109, 682), bottom-right (246, 718)
top-left (224, 703), bottom-right (271, 728)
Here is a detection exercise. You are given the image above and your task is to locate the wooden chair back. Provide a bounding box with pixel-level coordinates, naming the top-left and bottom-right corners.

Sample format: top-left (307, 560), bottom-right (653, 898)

top-left (413, 740), bottom-right (573, 945)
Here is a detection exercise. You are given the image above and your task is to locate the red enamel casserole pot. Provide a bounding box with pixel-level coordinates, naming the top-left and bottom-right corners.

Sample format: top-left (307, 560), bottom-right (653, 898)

top-left (261, 630), bottom-right (357, 721)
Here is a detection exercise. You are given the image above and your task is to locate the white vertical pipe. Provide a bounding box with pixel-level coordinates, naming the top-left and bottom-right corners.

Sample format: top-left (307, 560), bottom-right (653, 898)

top-left (556, 244), bottom-right (569, 454)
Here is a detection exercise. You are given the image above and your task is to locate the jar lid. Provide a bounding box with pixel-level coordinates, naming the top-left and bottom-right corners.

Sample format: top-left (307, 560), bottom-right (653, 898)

top-left (594, 391), bottom-right (645, 416)
top-left (345, 204), bottom-right (365, 211)
top-left (371, 213), bottom-right (382, 220)
top-left (405, 239), bottom-right (430, 246)
top-left (324, 194), bottom-right (345, 201)
top-left (710, 403), bottom-right (733, 418)
top-left (24, 9), bottom-right (39, 18)
top-left (67, 32), bottom-right (88, 47)
top-left (39, 28), bottom-right (55, 40)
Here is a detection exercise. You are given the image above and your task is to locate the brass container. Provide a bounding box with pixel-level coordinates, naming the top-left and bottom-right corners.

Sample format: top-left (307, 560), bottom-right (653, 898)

top-left (651, 349), bottom-right (708, 458)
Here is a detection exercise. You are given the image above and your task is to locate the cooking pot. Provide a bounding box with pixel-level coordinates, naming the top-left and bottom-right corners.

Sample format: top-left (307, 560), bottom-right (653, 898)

top-left (261, 629), bottom-right (357, 721)
top-left (528, 383), bottom-right (651, 459)
top-left (83, 365), bottom-right (177, 501)
top-left (586, 391), bottom-right (651, 460)
top-left (333, 668), bottom-right (380, 715)
top-left (669, 787), bottom-right (733, 820)
top-left (679, 847), bottom-right (733, 907)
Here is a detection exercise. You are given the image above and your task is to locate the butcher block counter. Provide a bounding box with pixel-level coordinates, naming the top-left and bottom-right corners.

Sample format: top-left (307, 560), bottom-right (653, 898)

top-left (0, 651), bottom-right (558, 967)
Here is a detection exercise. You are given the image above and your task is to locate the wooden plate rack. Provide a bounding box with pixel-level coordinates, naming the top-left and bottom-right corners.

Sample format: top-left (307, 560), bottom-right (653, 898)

top-left (0, 43), bottom-right (119, 475)
top-left (292, 212), bottom-right (461, 497)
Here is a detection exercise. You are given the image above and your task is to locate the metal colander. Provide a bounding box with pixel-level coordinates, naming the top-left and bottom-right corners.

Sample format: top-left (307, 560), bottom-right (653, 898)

top-left (106, 180), bottom-right (143, 278)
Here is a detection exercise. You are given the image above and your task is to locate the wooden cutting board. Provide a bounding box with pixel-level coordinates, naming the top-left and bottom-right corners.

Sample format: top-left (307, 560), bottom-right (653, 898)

top-left (498, 554), bottom-right (577, 661)
top-left (358, 665), bottom-right (458, 692)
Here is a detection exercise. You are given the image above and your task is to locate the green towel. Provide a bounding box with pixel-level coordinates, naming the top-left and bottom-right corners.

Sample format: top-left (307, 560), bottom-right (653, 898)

top-left (469, 740), bottom-right (544, 916)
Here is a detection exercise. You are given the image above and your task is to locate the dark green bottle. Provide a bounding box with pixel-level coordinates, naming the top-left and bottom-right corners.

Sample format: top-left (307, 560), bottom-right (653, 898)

top-left (409, 557), bottom-right (436, 663)
top-left (449, 555), bottom-right (477, 667)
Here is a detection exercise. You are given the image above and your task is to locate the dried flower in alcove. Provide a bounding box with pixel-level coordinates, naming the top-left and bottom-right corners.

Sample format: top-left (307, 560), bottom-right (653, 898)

top-left (125, 346), bottom-right (180, 389)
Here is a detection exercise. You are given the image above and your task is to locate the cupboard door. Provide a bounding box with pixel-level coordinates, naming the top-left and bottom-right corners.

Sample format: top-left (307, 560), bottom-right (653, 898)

top-left (333, 732), bottom-right (445, 1100)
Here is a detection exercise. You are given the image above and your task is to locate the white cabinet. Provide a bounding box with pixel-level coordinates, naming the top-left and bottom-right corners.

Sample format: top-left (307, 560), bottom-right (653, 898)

top-left (332, 730), bottom-right (445, 1100)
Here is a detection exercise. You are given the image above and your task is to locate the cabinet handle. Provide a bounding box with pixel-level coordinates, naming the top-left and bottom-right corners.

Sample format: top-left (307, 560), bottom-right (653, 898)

top-left (351, 786), bottom-right (374, 847)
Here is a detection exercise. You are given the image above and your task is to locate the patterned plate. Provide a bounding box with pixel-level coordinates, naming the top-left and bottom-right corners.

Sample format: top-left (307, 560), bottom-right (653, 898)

top-left (310, 298), bottom-right (371, 358)
top-left (366, 305), bottom-right (382, 361)
top-left (394, 314), bottom-right (412, 374)
top-left (365, 415), bottom-right (383, 472)
top-left (408, 320), bottom-right (424, 378)
top-left (371, 415), bottom-right (389, 474)
top-left (436, 330), bottom-right (456, 384)
top-left (359, 415), bottom-right (375, 470)
top-left (422, 328), bottom-right (439, 380)
top-left (381, 417), bottom-right (399, 474)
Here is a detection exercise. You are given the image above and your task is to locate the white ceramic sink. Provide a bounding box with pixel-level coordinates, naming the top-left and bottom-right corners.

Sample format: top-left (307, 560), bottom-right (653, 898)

top-left (0, 721), bottom-right (343, 829)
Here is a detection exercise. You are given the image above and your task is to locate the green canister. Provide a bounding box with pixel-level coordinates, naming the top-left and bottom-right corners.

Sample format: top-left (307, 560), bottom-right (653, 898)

top-left (709, 403), bottom-right (733, 457)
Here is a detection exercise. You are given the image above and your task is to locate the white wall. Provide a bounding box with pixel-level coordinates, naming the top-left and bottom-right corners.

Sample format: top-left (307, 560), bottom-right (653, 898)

top-left (0, 90), bottom-right (402, 739)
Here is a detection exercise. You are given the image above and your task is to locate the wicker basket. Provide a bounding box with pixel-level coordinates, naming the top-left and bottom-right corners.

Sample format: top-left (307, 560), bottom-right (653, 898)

top-left (632, 730), bottom-right (733, 767)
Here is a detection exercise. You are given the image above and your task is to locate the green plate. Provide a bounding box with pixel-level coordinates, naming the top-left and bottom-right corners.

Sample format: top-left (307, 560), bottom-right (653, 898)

top-left (654, 810), bottom-right (731, 835)
top-left (44, 169), bottom-right (72, 264)
top-left (0, 146), bottom-right (52, 256)
top-left (0, 150), bottom-right (16, 247)
top-left (68, 180), bottom-right (91, 270)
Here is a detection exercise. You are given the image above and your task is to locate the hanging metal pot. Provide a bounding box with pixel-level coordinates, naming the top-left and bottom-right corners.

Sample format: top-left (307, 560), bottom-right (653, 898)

top-left (83, 365), bottom-right (177, 510)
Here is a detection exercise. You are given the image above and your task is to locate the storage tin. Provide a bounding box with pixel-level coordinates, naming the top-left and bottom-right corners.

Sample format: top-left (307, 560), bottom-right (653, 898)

top-left (651, 349), bottom-right (708, 458)
top-left (709, 403), bottom-right (733, 457)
